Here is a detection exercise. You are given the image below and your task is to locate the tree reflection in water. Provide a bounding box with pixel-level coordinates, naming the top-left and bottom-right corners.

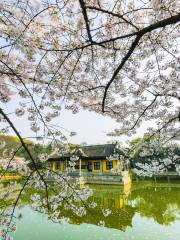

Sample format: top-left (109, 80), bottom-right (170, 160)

top-left (0, 181), bottom-right (180, 232)
top-left (128, 182), bottom-right (180, 226)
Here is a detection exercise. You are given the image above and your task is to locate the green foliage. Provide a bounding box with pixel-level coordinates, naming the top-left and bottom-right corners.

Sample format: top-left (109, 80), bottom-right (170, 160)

top-left (0, 134), bottom-right (21, 157)
top-left (129, 137), bottom-right (143, 146)
top-left (0, 134), bottom-right (48, 160)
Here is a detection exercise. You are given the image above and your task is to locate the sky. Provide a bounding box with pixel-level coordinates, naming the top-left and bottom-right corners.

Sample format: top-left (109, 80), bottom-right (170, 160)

top-left (3, 95), bottom-right (149, 146)
top-left (57, 109), bottom-right (150, 145)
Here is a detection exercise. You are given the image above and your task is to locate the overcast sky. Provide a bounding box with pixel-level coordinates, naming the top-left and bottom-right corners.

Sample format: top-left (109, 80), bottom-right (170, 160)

top-left (3, 95), bottom-right (150, 146)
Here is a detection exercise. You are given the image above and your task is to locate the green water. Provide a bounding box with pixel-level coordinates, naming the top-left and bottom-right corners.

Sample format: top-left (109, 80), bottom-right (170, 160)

top-left (2, 181), bottom-right (180, 240)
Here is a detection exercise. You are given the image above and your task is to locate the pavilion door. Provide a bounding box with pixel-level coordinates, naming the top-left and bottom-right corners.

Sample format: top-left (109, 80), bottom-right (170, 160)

top-left (88, 162), bottom-right (92, 172)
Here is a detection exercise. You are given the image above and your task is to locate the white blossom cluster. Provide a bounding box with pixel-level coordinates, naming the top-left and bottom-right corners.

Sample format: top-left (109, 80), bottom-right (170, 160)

top-left (0, 157), bottom-right (28, 174)
top-left (102, 208), bottom-right (112, 217)
top-left (111, 161), bottom-right (123, 175)
top-left (175, 164), bottom-right (180, 175)
top-left (131, 139), bottom-right (180, 177)
top-left (98, 220), bottom-right (105, 227)
top-left (28, 170), bottom-right (95, 221)
top-left (38, 153), bottom-right (49, 163)
top-left (0, 141), bottom-right (6, 149)
top-left (133, 161), bottom-right (166, 177)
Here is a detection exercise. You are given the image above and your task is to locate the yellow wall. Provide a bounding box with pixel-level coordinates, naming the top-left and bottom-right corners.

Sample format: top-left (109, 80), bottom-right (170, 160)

top-left (50, 159), bottom-right (119, 173)
top-left (50, 161), bottom-right (64, 172)
top-left (50, 162), bottom-right (55, 171)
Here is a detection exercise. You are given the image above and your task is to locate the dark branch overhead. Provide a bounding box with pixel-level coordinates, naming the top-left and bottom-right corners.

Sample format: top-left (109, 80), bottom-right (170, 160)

top-left (79, 0), bottom-right (93, 43)
top-left (102, 12), bottom-right (180, 112)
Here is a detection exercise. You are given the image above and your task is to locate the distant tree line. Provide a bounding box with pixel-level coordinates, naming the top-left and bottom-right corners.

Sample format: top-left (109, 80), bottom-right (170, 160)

top-left (0, 134), bottom-right (49, 160)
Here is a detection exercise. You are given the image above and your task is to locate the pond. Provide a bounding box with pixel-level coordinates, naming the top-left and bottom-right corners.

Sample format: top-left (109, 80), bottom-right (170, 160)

top-left (1, 181), bottom-right (180, 240)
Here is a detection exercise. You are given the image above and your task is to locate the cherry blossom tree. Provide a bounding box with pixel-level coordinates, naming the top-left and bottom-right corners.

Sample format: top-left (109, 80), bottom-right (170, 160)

top-left (129, 137), bottom-right (180, 177)
top-left (0, 0), bottom-right (179, 239)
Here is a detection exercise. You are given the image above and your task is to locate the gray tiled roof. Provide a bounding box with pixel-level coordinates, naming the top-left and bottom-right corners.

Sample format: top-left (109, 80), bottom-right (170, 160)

top-left (74, 144), bottom-right (124, 157)
top-left (48, 143), bottom-right (124, 161)
top-left (76, 144), bottom-right (121, 157)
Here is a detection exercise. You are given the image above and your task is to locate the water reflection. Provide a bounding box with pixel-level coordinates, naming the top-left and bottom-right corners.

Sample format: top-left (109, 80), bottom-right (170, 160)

top-left (128, 183), bottom-right (180, 226)
top-left (77, 182), bottom-right (180, 230)
top-left (1, 181), bottom-right (180, 232)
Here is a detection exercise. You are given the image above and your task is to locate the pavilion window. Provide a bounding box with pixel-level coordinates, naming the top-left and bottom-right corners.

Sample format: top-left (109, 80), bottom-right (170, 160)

top-left (106, 161), bottom-right (113, 170)
top-left (94, 161), bottom-right (101, 170)
top-left (55, 162), bottom-right (60, 170)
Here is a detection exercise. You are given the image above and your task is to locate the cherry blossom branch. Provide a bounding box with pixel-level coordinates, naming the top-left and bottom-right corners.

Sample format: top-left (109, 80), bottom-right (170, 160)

top-left (125, 96), bottom-right (158, 133)
top-left (0, 59), bottom-right (60, 144)
top-left (79, 0), bottom-right (93, 42)
top-left (102, 34), bottom-right (142, 112)
top-left (86, 6), bottom-right (139, 30)
top-left (102, 12), bottom-right (180, 111)
top-left (0, 107), bottom-right (50, 212)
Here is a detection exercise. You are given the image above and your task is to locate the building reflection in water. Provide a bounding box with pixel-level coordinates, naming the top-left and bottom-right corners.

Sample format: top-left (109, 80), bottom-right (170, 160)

top-left (74, 182), bottom-right (180, 231)
top-left (71, 182), bottom-right (135, 231)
